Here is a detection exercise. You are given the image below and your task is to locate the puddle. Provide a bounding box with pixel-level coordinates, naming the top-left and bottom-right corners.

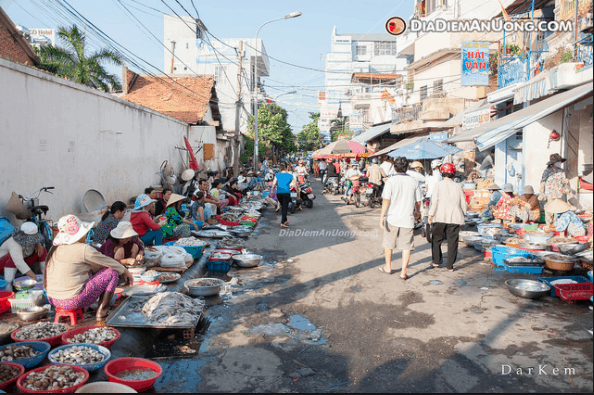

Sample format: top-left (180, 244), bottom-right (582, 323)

top-left (248, 323), bottom-right (291, 336)
top-left (154, 359), bottom-right (207, 392)
top-left (287, 315), bottom-right (316, 331)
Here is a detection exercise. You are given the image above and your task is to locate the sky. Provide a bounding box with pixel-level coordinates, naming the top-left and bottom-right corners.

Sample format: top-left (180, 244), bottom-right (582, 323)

top-left (2, 0), bottom-right (414, 133)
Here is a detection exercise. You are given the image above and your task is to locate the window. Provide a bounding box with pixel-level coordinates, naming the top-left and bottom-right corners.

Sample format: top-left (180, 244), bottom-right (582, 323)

top-left (186, 43), bottom-right (189, 49)
top-left (356, 45), bottom-right (367, 56)
top-left (433, 79), bottom-right (443, 93)
top-left (374, 42), bottom-right (397, 56)
top-left (420, 86), bottom-right (428, 101)
top-left (214, 65), bottom-right (227, 85)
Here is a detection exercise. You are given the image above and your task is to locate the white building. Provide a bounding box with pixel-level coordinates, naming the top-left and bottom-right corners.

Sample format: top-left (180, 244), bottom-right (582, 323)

top-left (319, 27), bottom-right (409, 137)
top-left (163, 15), bottom-right (269, 135)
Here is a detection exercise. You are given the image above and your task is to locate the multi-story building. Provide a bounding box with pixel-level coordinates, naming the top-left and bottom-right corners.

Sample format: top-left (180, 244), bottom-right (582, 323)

top-left (319, 27), bottom-right (409, 139)
top-left (164, 15), bottom-right (269, 136)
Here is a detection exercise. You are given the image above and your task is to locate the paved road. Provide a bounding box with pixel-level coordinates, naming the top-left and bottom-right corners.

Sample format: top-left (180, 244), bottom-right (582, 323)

top-left (154, 179), bottom-right (593, 393)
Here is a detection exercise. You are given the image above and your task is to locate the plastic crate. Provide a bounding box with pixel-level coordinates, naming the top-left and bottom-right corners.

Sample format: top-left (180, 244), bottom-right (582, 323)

top-left (8, 297), bottom-right (35, 313)
top-left (503, 264), bottom-right (544, 275)
top-left (538, 276), bottom-right (591, 297)
top-left (165, 241), bottom-right (205, 259)
top-left (207, 261), bottom-right (231, 273)
top-left (491, 246), bottom-right (532, 267)
top-left (554, 283), bottom-right (593, 303)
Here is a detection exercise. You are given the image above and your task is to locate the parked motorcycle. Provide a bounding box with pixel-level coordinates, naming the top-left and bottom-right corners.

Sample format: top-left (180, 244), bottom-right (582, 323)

top-left (8, 187), bottom-right (55, 250)
top-left (322, 177), bottom-right (340, 195)
top-left (287, 186), bottom-right (302, 214)
top-left (344, 177), bottom-right (367, 208)
top-left (365, 182), bottom-right (383, 208)
top-left (300, 181), bottom-right (315, 208)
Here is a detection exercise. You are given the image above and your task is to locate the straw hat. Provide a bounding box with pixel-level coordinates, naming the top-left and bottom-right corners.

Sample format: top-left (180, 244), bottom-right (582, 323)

top-left (166, 194), bottom-right (186, 208)
top-left (181, 169), bottom-right (196, 182)
top-left (133, 194), bottom-right (155, 211)
top-left (12, 222), bottom-right (45, 247)
top-left (546, 154), bottom-right (566, 166)
top-left (522, 185), bottom-right (535, 195)
top-left (545, 199), bottom-right (573, 214)
top-left (486, 183), bottom-right (501, 191)
top-left (53, 215), bottom-right (95, 246)
top-left (110, 221), bottom-right (138, 239)
top-left (502, 183), bottom-right (514, 193)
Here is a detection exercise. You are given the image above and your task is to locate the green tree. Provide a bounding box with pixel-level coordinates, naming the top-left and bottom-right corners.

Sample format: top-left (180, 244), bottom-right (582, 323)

top-left (35, 25), bottom-right (123, 92)
top-left (245, 103), bottom-right (295, 163)
top-left (330, 117), bottom-right (353, 141)
top-left (296, 113), bottom-right (324, 152)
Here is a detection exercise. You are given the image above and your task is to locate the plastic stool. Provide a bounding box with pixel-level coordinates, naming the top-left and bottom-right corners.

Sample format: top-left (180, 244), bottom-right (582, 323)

top-left (54, 307), bottom-right (84, 326)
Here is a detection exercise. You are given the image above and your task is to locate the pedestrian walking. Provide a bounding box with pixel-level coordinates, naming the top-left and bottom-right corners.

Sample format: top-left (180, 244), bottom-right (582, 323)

top-left (379, 157), bottom-right (422, 280)
top-left (272, 163), bottom-right (293, 229)
top-left (428, 163), bottom-right (467, 272)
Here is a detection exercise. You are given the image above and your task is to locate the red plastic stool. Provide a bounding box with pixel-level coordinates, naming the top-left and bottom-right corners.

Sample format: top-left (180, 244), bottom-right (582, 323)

top-left (54, 307), bottom-right (84, 326)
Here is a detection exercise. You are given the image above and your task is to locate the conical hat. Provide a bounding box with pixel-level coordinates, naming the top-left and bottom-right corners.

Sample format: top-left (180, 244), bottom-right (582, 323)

top-left (181, 169), bottom-right (196, 182)
top-left (166, 194), bottom-right (186, 208)
top-left (544, 199), bottom-right (573, 214)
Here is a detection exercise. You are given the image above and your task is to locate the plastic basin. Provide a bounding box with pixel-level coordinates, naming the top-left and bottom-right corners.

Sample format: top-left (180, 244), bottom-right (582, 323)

top-left (164, 241), bottom-right (204, 259)
top-left (104, 358), bottom-right (162, 392)
top-left (0, 291), bottom-right (15, 314)
top-left (0, 280), bottom-right (9, 291)
top-left (12, 326), bottom-right (67, 347)
top-left (75, 382), bottom-right (137, 393)
top-left (61, 326), bottom-right (121, 349)
top-left (49, 344), bottom-right (111, 372)
top-left (17, 364), bottom-right (89, 393)
top-left (0, 362), bottom-right (25, 391)
top-left (0, 341), bottom-right (51, 369)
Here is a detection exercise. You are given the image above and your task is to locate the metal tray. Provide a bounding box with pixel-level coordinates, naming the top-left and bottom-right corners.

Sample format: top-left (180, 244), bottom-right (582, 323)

top-left (105, 295), bottom-right (200, 329)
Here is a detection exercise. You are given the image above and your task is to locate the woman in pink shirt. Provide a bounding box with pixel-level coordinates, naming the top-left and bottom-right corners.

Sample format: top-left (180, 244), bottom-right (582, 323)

top-left (129, 194), bottom-right (166, 246)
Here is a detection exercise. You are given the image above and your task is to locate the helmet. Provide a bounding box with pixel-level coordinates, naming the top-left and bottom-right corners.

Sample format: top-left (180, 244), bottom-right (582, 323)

top-left (410, 161), bottom-right (423, 169)
top-left (351, 161), bottom-right (359, 167)
top-left (431, 159), bottom-right (443, 169)
top-left (440, 163), bottom-right (456, 175)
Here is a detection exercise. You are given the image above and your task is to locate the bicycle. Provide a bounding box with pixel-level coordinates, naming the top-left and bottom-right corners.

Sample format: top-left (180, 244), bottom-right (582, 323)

top-left (15, 186), bottom-right (55, 250)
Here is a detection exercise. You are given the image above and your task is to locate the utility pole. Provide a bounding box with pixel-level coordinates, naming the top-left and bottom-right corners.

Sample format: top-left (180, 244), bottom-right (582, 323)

top-left (233, 41), bottom-right (244, 177)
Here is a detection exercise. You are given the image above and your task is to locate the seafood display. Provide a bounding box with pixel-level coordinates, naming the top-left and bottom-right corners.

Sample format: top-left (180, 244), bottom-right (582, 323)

top-left (114, 369), bottom-right (157, 380)
top-left (548, 236), bottom-right (579, 244)
top-left (0, 345), bottom-right (39, 361)
top-left (21, 366), bottom-right (85, 391)
top-left (174, 237), bottom-right (206, 246)
top-left (140, 292), bottom-right (204, 326)
top-left (158, 273), bottom-right (181, 283)
top-left (51, 346), bottom-right (106, 365)
top-left (218, 237), bottom-right (245, 248)
top-left (65, 328), bottom-right (117, 344)
top-left (143, 270), bottom-right (160, 277)
top-left (0, 363), bottom-right (21, 383)
top-left (14, 322), bottom-right (68, 340)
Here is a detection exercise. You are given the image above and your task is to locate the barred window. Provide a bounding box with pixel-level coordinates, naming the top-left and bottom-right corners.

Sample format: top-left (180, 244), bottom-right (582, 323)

top-left (356, 45), bottom-right (367, 56)
top-left (433, 79), bottom-right (443, 92)
top-left (420, 86), bottom-right (428, 101)
top-left (374, 42), bottom-right (397, 56)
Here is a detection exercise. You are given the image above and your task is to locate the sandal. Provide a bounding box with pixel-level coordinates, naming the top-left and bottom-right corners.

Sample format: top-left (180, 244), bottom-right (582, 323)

top-left (378, 267), bottom-right (392, 275)
top-left (281, 224), bottom-right (288, 229)
top-left (432, 263), bottom-right (441, 268)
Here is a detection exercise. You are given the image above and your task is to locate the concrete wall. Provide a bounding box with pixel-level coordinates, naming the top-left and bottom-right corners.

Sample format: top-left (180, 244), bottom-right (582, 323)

top-left (0, 57), bottom-right (188, 223)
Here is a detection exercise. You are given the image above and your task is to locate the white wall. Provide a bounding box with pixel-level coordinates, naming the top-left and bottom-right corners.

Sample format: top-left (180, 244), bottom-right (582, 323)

top-left (0, 58), bottom-right (187, 223)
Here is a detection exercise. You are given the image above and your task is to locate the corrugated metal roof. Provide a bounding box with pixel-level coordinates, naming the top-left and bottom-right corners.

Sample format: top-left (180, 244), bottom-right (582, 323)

top-left (352, 123), bottom-right (391, 144)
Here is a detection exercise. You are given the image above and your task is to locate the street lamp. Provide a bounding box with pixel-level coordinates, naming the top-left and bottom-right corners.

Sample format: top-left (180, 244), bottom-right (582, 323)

top-left (253, 11), bottom-right (302, 172)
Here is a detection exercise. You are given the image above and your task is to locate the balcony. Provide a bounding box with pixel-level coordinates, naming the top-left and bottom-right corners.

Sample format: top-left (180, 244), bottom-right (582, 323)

top-left (576, 34), bottom-right (593, 66)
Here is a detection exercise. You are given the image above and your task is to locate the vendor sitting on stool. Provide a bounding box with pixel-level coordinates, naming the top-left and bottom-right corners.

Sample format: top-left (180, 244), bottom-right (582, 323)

top-left (0, 222), bottom-right (47, 280)
top-left (44, 215), bottom-right (134, 325)
top-left (493, 183), bottom-right (515, 222)
top-left (98, 221), bottom-right (144, 266)
top-left (509, 185), bottom-right (541, 223)
top-left (544, 199), bottom-right (586, 237)
top-left (482, 183), bottom-right (502, 219)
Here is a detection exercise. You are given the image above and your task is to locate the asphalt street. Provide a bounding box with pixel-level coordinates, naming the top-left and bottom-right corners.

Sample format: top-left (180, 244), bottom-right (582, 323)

top-left (151, 179), bottom-right (592, 392)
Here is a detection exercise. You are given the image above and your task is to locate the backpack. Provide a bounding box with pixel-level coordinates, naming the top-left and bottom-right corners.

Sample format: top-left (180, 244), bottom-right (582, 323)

top-left (0, 217), bottom-right (16, 246)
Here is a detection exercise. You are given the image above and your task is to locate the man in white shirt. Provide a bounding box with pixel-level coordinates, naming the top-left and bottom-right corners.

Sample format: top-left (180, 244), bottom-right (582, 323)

top-left (425, 160), bottom-right (443, 199)
top-left (343, 161), bottom-right (363, 200)
top-left (380, 156), bottom-right (396, 176)
top-left (379, 157), bottom-right (422, 280)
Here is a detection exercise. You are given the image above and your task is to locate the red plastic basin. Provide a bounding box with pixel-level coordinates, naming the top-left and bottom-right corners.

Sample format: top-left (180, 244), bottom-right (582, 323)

top-left (0, 291), bottom-right (15, 315)
top-left (12, 326), bottom-right (66, 347)
top-left (16, 364), bottom-right (89, 393)
top-left (0, 362), bottom-right (25, 391)
top-left (61, 326), bottom-right (121, 349)
top-left (104, 358), bottom-right (162, 392)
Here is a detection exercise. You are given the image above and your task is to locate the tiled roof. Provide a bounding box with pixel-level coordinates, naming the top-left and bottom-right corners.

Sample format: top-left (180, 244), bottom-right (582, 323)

top-left (122, 73), bottom-right (215, 124)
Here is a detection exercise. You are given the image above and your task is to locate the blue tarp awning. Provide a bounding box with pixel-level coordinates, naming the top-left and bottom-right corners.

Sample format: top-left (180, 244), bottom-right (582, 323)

top-left (352, 123), bottom-right (391, 145)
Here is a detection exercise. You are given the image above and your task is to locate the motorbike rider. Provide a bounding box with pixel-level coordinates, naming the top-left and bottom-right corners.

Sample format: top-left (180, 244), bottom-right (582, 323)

top-left (326, 159), bottom-right (340, 188)
top-left (319, 159), bottom-right (328, 184)
top-left (366, 158), bottom-right (387, 187)
top-left (296, 161), bottom-right (309, 184)
top-left (343, 161), bottom-right (363, 201)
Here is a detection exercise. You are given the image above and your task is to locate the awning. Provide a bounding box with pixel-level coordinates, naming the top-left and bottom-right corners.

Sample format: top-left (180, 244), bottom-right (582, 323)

top-left (439, 100), bottom-right (488, 129)
top-left (370, 134), bottom-right (428, 157)
top-left (446, 83), bottom-right (593, 150)
top-left (352, 123), bottom-right (391, 145)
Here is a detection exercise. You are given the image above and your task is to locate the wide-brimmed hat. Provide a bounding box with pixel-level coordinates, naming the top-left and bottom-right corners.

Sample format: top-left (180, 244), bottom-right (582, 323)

top-left (53, 215), bottom-right (95, 246)
top-left (110, 221), bottom-right (138, 239)
top-left (523, 185), bottom-right (535, 195)
top-left (181, 169), bottom-right (196, 182)
top-left (166, 193), bottom-right (186, 208)
top-left (487, 183), bottom-right (501, 191)
top-left (545, 198), bottom-right (573, 214)
top-left (502, 183), bottom-right (514, 193)
top-left (133, 194), bottom-right (155, 211)
top-left (546, 154), bottom-right (567, 166)
top-left (12, 222), bottom-right (45, 247)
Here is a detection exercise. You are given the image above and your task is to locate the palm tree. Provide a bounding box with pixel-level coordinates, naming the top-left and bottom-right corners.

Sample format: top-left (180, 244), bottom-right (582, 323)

top-left (36, 25), bottom-right (123, 92)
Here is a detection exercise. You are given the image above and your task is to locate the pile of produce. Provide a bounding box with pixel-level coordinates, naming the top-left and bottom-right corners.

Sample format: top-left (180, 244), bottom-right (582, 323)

top-left (0, 345), bottom-right (39, 362)
top-left (14, 322), bottom-right (68, 340)
top-left (21, 366), bottom-right (85, 391)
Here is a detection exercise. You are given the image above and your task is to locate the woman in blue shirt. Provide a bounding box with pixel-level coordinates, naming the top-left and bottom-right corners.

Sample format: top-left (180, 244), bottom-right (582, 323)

top-left (272, 163), bottom-right (294, 229)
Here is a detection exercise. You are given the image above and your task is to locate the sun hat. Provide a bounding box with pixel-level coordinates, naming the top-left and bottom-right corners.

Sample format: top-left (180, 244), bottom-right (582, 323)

top-left (545, 198), bottom-right (573, 214)
top-left (502, 183), bottom-right (514, 193)
top-left (12, 222), bottom-right (45, 247)
top-left (110, 221), bottom-right (138, 239)
top-left (133, 194), bottom-right (155, 211)
top-left (410, 161), bottom-right (423, 169)
top-left (487, 183), bottom-right (501, 191)
top-left (166, 193), bottom-right (186, 208)
top-left (181, 169), bottom-right (196, 182)
top-left (53, 215), bottom-right (95, 246)
top-left (546, 153), bottom-right (567, 166)
top-left (523, 185), bottom-right (535, 195)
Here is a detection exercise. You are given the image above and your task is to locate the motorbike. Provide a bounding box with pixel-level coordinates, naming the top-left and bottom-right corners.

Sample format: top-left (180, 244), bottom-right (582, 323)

top-left (365, 182), bottom-right (383, 208)
top-left (8, 187), bottom-right (55, 250)
top-left (322, 177), bottom-right (340, 195)
top-left (299, 181), bottom-right (315, 209)
top-left (344, 177), bottom-right (367, 208)
top-left (287, 186), bottom-right (302, 214)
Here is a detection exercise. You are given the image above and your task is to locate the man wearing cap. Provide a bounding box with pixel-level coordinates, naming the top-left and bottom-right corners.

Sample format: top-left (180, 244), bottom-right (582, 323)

top-left (544, 199), bottom-right (586, 237)
top-left (130, 194), bottom-right (167, 246)
top-left (510, 185), bottom-right (541, 223)
top-left (406, 161), bottom-right (426, 185)
top-left (0, 222), bottom-right (47, 281)
top-left (44, 215), bottom-right (134, 324)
